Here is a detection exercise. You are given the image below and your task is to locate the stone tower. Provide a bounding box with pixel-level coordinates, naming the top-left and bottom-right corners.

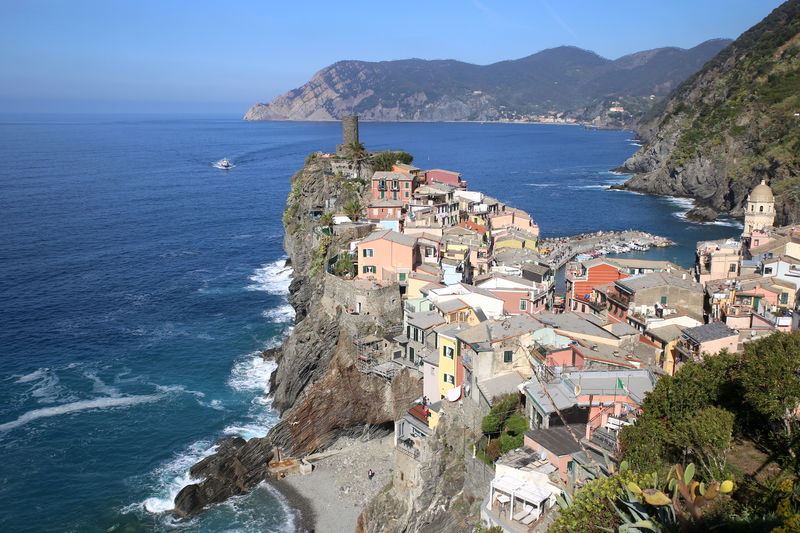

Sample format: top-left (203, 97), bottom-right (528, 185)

top-left (342, 115), bottom-right (359, 146)
top-left (743, 179), bottom-right (775, 237)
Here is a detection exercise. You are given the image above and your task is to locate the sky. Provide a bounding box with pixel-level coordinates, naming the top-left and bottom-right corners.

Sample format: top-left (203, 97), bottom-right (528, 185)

top-left (0, 0), bottom-right (787, 114)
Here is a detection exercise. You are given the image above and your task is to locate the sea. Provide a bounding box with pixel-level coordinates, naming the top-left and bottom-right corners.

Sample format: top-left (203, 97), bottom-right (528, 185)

top-left (0, 115), bottom-right (740, 533)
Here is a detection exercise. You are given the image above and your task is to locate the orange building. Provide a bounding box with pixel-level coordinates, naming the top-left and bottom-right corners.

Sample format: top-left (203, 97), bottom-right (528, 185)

top-left (356, 230), bottom-right (419, 282)
top-left (565, 259), bottom-right (628, 306)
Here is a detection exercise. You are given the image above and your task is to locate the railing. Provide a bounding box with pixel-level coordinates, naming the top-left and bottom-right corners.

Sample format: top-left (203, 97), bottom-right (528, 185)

top-left (590, 427), bottom-right (618, 452)
top-left (397, 440), bottom-right (420, 460)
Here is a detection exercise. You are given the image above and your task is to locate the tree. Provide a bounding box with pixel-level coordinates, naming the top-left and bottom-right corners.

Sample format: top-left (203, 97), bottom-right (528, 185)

top-left (343, 198), bottom-right (363, 221)
top-left (738, 332), bottom-right (800, 466)
top-left (319, 211), bottom-right (334, 227)
top-left (672, 406), bottom-right (735, 480)
top-left (372, 150), bottom-right (414, 171)
top-left (620, 351), bottom-right (739, 475)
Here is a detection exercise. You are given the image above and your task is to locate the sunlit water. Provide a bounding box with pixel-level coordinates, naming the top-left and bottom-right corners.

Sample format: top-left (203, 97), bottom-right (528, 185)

top-left (0, 115), bottom-right (739, 532)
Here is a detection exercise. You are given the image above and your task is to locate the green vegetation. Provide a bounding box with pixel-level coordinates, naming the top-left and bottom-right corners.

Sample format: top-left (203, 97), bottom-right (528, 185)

top-left (309, 234), bottom-right (331, 277)
top-left (343, 198), bottom-right (363, 221)
top-left (604, 331), bottom-right (800, 532)
top-left (658, 1), bottom-right (800, 186)
top-left (331, 252), bottom-right (354, 278)
top-left (478, 395), bottom-right (528, 462)
top-left (549, 466), bottom-right (655, 533)
top-left (371, 151), bottom-right (414, 172)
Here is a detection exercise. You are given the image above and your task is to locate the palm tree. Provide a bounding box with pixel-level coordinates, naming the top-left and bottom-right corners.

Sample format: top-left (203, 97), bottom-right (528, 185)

top-left (345, 141), bottom-right (367, 179)
top-left (343, 198), bottom-right (363, 221)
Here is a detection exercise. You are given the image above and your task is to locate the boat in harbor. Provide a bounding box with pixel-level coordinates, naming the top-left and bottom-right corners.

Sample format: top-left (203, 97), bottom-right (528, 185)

top-left (213, 158), bottom-right (235, 170)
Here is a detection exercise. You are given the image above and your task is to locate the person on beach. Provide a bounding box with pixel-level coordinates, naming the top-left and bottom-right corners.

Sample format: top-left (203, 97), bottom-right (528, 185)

top-left (368, 469), bottom-right (375, 480)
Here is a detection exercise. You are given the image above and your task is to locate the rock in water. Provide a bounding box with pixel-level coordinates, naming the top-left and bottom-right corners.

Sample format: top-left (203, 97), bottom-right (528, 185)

top-left (173, 436), bottom-right (274, 518)
top-left (685, 206), bottom-right (719, 223)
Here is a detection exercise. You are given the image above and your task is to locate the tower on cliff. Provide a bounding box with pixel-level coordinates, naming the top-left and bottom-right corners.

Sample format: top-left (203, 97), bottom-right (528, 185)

top-left (743, 179), bottom-right (775, 238)
top-left (336, 115), bottom-right (360, 155)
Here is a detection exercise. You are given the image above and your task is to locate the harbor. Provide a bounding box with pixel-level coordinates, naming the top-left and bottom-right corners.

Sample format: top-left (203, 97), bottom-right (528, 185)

top-left (538, 230), bottom-right (673, 270)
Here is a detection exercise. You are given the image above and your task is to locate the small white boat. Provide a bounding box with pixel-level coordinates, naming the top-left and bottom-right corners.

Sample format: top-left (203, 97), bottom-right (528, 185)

top-left (213, 158), bottom-right (235, 170)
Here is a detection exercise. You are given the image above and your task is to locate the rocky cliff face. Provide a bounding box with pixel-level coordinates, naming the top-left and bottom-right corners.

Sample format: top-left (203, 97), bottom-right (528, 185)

top-left (619, 1), bottom-right (800, 223)
top-left (244, 42), bottom-right (729, 123)
top-left (356, 402), bottom-right (489, 533)
top-left (267, 156), bottom-right (421, 456)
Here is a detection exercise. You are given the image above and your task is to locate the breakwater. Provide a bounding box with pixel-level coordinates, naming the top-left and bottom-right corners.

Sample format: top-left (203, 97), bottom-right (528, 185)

top-left (540, 230), bottom-right (673, 270)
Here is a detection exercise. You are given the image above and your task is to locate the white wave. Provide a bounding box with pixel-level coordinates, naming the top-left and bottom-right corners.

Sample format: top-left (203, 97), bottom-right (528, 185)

top-left (15, 369), bottom-right (48, 383)
top-left (15, 368), bottom-right (70, 404)
top-left (228, 354), bottom-right (276, 394)
top-left (569, 184), bottom-right (607, 190)
top-left (0, 394), bottom-right (163, 432)
top-left (261, 304), bottom-right (295, 324)
top-left (141, 440), bottom-right (217, 514)
top-left (262, 481), bottom-right (298, 533)
top-left (524, 183), bottom-right (556, 187)
top-left (84, 371), bottom-right (121, 397)
top-left (245, 259), bottom-right (293, 295)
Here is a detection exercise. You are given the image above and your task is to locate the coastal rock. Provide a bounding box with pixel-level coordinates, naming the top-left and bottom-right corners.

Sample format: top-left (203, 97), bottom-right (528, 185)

top-left (173, 436), bottom-right (274, 518)
top-left (685, 206), bottom-right (719, 223)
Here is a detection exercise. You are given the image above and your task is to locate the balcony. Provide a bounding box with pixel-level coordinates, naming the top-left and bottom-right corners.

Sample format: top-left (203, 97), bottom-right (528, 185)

top-left (396, 438), bottom-right (421, 460)
top-left (378, 182), bottom-right (387, 191)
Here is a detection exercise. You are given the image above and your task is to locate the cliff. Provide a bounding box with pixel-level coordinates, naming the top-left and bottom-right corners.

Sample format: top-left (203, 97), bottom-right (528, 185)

top-left (244, 41), bottom-right (729, 124)
top-left (267, 156), bottom-right (421, 455)
top-left (357, 402), bottom-right (490, 533)
top-left (618, 0), bottom-right (800, 223)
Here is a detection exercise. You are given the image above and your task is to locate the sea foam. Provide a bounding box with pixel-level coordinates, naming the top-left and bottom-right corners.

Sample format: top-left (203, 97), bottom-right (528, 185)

top-left (245, 259), bottom-right (292, 295)
top-left (0, 394), bottom-right (163, 432)
top-left (140, 440), bottom-right (217, 513)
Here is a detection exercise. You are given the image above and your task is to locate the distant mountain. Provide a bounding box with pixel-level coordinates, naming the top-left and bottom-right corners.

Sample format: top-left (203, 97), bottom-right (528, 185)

top-left (244, 40), bottom-right (731, 125)
top-left (619, 0), bottom-right (800, 223)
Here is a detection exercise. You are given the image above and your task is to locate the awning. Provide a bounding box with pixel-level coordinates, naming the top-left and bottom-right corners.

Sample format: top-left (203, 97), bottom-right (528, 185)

top-left (446, 386), bottom-right (462, 402)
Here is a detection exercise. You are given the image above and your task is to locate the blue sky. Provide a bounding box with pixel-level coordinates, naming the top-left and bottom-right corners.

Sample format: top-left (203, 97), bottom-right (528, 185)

top-left (0, 0), bottom-right (785, 114)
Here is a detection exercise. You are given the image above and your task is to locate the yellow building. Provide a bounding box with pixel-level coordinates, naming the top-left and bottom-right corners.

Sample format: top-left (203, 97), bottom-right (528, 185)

top-left (434, 323), bottom-right (464, 399)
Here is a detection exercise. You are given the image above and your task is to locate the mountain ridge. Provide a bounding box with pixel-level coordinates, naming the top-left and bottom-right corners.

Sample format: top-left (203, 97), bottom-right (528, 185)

top-left (244, 40), bottom-right (731, 125)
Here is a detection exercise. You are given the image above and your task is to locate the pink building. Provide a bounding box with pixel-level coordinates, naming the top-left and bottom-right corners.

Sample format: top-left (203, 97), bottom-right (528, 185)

top-left (676, 321), bottom-right (739, 365)
top-left (474, 273), bottom-right (549, 315)
top-left (366, 199), bottom-right (404, 221)
top-left (423, 168), bottom-right (466, 188)
top-left (489, 207), bottom-right (540, 238)
top-left (371, 171), bottom-right (416, 204)
top-left (356, 230), bottom-right (419, 282)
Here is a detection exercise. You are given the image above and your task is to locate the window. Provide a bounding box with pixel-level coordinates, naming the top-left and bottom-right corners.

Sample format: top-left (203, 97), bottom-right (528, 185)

top-left (519, 300), bottom-right (527, 311)
top-left (399, 272), bottom-right (407, 281)
top-left (660, 296), bottom-right (668, 305)
top-left (443, 373), bottom-right (455, 385)
top-left (380, 191), bottom-right (385, 199)
top-left (781, 292), bottom-right (789, 305)
top-left (405, 191), bottom-right (409, 198)
top-left (405, 182), bottom-right (410, 188)
top-left (764, 267), bottom-right (773, 275)
top-left (443, 346), bottom-right (454, 359)
top-left (760, 205), bottom-right (764, 212)
top-left (363, 248), bottom-right (374, 257)
top-left (408, 347), bottom-right (415, 363)
top-left (362, 265), bottom-right (376, 274)
top-left (754, 239), bottom-right (760, 246)
top-left (503, 350), bottom-right (513, 363)
top-left (729, 263), bottom-right (737, 273)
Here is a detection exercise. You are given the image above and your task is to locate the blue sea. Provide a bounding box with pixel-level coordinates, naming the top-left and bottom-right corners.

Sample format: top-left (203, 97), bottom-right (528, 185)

top-left (0, 116), bottom-right (740, 532)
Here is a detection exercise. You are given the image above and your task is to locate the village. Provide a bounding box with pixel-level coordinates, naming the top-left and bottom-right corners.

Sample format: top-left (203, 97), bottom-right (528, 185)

top-left (288, 119), bottom-right (798, 533)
